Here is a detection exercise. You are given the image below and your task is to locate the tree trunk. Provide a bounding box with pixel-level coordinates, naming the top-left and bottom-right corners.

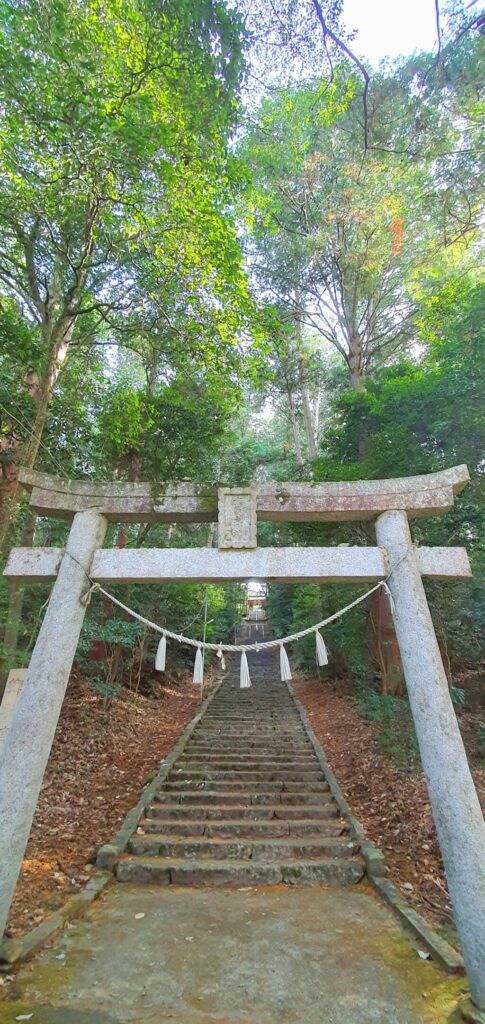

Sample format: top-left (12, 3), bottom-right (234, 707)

top-left (295, 313), bottom-right (317, 460)
top-left (0, 511), bottom-right (37, 694)
top-left (300, 378), bottom-right (318, 460)
top-left (348, 332), bottom-right (365, 391)
top-left (287, 389), bottom-right (305, 472)
top-left (313, 388), bottom-right (321, 443)
top-left (347, 334), bottom-right (369, 457)
top-left (370, 588), bottom-right (405, 696)
top-left (0, 331), bottom-right (70, 554)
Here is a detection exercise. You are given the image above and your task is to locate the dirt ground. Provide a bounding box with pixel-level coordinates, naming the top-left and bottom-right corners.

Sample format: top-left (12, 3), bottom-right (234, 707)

top-left (6, 676), bottom-right (199, 937)
top-left (293, 676), bottom-right (485, 933)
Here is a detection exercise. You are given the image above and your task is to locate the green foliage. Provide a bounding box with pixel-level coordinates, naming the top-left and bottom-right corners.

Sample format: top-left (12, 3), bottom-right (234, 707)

top-left (450, 687), bottom-right (465, 708)
top-left (0, 0), bottom-right (252, 518)
top-left (356, 687), bottom-right (419, 772)
top-left (311, 279), bottom-right (485, 672)
top-left (0, 2), bottom-right (483, 768)
top-left (478, 723), bottom-right (485, 756)
top-left (79, 618), bottom-right (144, 653)
top-left (267, 579), bottom-right (374, 678)
top-left (97, 376), bottom-right (234, 481)
top-left (85, 673), bottom-right (124, 707)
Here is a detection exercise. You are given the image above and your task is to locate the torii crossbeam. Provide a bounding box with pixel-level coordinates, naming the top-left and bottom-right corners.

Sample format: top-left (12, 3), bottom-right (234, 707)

top-left (0, 464), bottom-right (484, 1008)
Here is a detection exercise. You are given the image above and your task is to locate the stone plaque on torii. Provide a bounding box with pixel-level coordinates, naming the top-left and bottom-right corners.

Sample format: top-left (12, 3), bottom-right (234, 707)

top-left (0, 464), bottom-right (484, 1008)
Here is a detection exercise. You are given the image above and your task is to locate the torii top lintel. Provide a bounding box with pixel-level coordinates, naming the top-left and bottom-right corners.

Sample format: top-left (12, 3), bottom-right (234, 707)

top-left (18, 465), bottom-right (470, 525)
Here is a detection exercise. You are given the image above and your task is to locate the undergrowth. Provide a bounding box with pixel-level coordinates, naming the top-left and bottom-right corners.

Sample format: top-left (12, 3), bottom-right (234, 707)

top-left (355, 687), bottom-right (419, 771)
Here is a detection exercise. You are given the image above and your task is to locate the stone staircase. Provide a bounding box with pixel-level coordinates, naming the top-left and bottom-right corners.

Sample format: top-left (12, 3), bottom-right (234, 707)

top-left (116, 652), bottom-right (364, 887)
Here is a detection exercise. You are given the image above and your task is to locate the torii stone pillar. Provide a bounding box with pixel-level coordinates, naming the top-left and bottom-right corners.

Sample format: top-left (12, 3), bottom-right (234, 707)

top-left (376, 510), bottom-right (485, 1009)
top-left (0, 510), bottom-right (107, 939)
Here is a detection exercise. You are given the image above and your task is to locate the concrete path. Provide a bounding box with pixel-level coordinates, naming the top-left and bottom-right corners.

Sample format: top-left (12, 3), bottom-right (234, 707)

top-left (0, 884), bottom-right (463, 1023)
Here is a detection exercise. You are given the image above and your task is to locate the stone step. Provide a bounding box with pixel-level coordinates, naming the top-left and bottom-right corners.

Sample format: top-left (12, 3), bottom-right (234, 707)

top-left (201, 720), bottom-right (301, 726)
top-left (195, 736), bottom-right (307, 744)
top-left (116, 856), bottom-right (365, 887)
top-left (139, 818), bottom-right (348, 838)
top-left (153, 791), bottom-right (334, 806)
top-left (161, 780), bottom-right (329, 793)
top-left (147, 805), bottom-right (276, 821)
top-left (199, 716), bottom-right (298, 724)
top-left (182, 748), bottom-right (316, 756)
top-left (168, 770), bottom-right (325, 782)
top-left (146, 804), bottom-right (339, 821)
top-left (196, 726), bottom-right (306, 733)
top-left (178, 761), bottom-right (319, 773)
top-left (188, 737), bottom-right (312, 745)
top-left (128, 835), bottom-right (358, 860)
top-left (113, 667), bottom-right (363, 892)
top-left (205, 711), bottom-right (298, 716)
top-left (179, 753), bottom-right (319, 761)
top-left (198, 712), bottom-right (302, 717)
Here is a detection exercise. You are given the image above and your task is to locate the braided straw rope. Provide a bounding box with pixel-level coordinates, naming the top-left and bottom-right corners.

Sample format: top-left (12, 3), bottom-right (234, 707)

top-left (81, 579), bottom-right (394, 653)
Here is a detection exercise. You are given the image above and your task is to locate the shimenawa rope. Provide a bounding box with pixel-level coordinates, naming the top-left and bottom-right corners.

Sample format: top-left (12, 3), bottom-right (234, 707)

top-left (80, 577), bottom-right (395, 689)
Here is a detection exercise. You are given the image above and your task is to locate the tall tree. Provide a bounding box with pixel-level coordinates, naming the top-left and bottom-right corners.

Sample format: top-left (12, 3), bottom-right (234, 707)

top-left (0, 0), bottom-right (246, 548)
top-left (241, 60), bottom-right (482, 394)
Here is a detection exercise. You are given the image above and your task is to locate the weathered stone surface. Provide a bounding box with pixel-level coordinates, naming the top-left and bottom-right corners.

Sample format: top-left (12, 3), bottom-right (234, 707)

top-left (204, 821), bottom-right (290, 839)
top-left (250, 838), bottom-right (356, 860)
top-left (5, 543), bottom-right (472, 583)
top-left (281, 858), bottom-right (364, 885)
top-left (2, 887), bottom-right (466, 1023)
top-left (2, 888), bottom-right (466, 1024)
top-left (169, 769), bottom-right (324, 781)
top-left (128, 837), bottom-right (254, 860)
top-left (147, 804), bottom-right (275, 821)
top-left (0, 668), bottom-right (26, 749)
top-left (18, 464), bottom-right (470, 522)
top-left (372, 877), bottom-right (464, 974)
top-left (118, 657), bottom-right (365, 897)
top-left (288, 820), bottom-right (347, 837)
top-left (0, 509), bottom-right (108, 938)
top-left (218, 486), bottom-right (257, 549)
top-left (96, 844), bottom-right (118, 870)
top-left (141, 820), bottom-right (207, 836)
top-left (276, 792), bottom-right (332, 805)
top-left (459, 997), bottom-right (485, 1023)
top-left (115, 858), bottom-right (171, 885)
top-left (168, 860), bottom-right (284, 887)
top-left (377, 510), bottom-right (485, 1009)
top-left (361, 842), bottom-right (387, 878)
top-left (274, 804), bottom-right (338, 820)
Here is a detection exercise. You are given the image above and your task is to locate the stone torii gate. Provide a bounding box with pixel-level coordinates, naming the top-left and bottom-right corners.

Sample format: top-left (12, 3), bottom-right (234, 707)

top-left (0, 464), bottom-right (484, 1008)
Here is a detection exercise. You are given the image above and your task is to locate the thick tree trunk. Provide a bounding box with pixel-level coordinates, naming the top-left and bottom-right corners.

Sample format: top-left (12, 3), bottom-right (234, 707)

top-left (347, 335), bottom-right (369, 457)
top-left (348, 332), bottom-right (365, 391)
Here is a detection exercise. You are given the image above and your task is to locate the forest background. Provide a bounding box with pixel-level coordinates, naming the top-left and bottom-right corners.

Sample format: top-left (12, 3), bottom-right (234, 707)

top-left (0, 0), bottom-right (483, 763)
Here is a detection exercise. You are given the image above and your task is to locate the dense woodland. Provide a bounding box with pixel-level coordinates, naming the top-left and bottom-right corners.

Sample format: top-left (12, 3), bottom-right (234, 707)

top-left (0, 0), bottom-right (484, 764)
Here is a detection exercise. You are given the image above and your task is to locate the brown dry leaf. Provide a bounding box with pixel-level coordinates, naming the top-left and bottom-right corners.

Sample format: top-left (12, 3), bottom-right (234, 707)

top-left (293, 677), bottom-right (484, 932)
top-left (7, 676), bottom-right (198, 937)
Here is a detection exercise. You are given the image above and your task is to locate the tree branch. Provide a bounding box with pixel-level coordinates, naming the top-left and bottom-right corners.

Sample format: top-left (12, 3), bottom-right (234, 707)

top-left (311, 0), bottom-right (370, 150)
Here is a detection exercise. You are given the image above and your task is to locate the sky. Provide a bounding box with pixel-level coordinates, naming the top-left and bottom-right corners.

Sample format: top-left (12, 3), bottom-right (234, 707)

top-left (343, 0), bottom-right (439, 65)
